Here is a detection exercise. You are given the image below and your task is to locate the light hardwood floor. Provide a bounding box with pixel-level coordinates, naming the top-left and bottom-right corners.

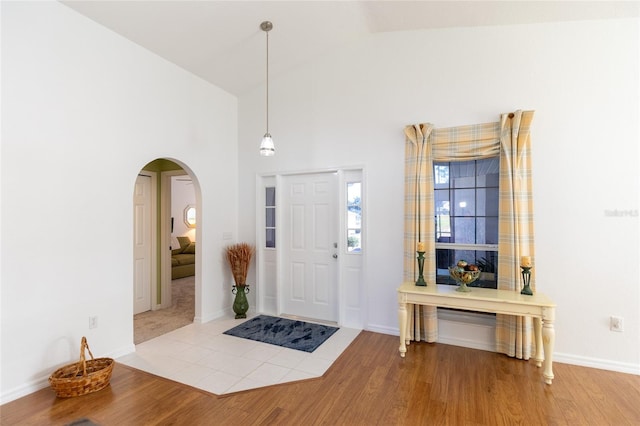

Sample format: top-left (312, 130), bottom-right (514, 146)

top-left (2, 331), bottom-right (639, 425)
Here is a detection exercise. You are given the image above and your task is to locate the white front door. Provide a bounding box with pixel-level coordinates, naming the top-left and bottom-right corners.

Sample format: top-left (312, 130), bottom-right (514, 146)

top-left (133, 174), bottom-right (152, 314)
top-left (282, 173), bottom-right (338, 322)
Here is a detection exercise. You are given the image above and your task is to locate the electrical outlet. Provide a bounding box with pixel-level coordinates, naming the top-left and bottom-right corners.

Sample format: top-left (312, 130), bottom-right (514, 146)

top-left (89, 316), bottom-right (98, 329)
top-left (610, 316), bottom-right (624, 332)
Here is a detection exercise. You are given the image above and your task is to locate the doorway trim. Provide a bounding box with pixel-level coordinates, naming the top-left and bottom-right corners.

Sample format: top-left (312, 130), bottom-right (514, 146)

top-left (256, 166), bottom-right (366, 329)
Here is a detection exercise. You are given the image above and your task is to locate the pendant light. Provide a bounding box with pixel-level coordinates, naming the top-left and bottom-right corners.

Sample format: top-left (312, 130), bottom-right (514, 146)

top-left (259, 21), bottom-right (275, 156)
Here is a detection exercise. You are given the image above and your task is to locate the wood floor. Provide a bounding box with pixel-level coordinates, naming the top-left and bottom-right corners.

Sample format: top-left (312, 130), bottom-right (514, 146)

top-left (2, 331), bottom-right (639, 425)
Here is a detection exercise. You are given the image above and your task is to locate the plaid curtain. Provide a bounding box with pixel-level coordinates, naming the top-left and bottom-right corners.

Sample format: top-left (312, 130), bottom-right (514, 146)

top-left (496, 110), bottom-right (536, 359)
top-left (403, 124), bottom-right (438, 342)
top-left (403, 111), bottom-right (536, 358)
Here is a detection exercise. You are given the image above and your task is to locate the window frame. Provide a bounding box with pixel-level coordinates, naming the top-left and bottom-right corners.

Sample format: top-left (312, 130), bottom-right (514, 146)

top-left (433, 158), bottom-right (499, 288)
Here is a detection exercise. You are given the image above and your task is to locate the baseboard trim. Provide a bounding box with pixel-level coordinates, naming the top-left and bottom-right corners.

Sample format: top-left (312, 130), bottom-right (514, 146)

top-left (553, 352), bottom-right (640, 375)
top-left (0, 377), bottom-right (50, 405)
top-left (196, 307), bottom-right (233, 324)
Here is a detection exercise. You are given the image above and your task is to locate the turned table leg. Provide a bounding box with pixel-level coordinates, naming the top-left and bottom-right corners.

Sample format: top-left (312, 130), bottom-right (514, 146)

top-left (542, 307), bottom-right (556, 384)
top-left (533, 317), bottom-right (544, 367)
top-left (398, 302), bottom-right (408, 357)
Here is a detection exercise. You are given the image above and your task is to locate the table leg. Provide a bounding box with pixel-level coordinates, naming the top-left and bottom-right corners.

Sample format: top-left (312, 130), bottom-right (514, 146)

top-left (542, 307), bottom-right (555, 384)
top-left (398, 302), bottom-right (408, 357)
top-left (406, 303), bottom-right (413, 346)
top-left (533, 317), bottom-right (543, 367)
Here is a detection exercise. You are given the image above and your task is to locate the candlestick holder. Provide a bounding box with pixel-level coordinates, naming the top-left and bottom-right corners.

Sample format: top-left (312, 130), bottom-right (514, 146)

top-left (416, 251), bottom-right (427, 286)
top-left (520, 266), bottom-right (533, 295)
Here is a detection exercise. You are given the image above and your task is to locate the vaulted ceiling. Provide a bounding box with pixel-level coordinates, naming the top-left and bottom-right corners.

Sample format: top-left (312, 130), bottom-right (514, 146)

top-left (62, 1), bottom-right (639, 96)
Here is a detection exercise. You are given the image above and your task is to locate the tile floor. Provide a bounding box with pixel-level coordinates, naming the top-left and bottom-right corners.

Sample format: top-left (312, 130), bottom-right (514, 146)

top-left (117, 314), bottom-right (360, 395)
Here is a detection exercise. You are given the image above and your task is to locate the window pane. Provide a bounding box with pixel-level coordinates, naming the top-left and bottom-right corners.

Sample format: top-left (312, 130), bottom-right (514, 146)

top-left (476, 158), bottom-right (500, 186)
top-left (436, 215), bottom-right (451, 241)
top-left (347, 229), bottom-right (361, 252)
top-left (476, 217), bottom-right (498, 244)
top-left (434, 165), bottom-right (449, 189)
top-left (476, 188), bottom-right (499, 216)
top-left (348, 212), bottom-right (361, 229)
top-left (435, 189), bottom-right (451, 240)
top-left (477, 251), bottom-right (498, 274)
top-left (435, 189), bottom-right (450, 207)
top-left (485, 217), bottom-right (498, 244)
top-left (450, 162), bottom-right (476, 188)
top-left (436, 248), bottom-right (455, 270)
top-left (266, 208), bottom-right (275, 227)
top-left (265, 187), bottom-right (275, 206)
top-left (347, 182), bottom-right (361, 204)
top-left (266, 229), bottom-right (276, 248)
top-left (452, 189), bottom-right (475, 216)
top-left (453, 217), bottom-right (475, 243)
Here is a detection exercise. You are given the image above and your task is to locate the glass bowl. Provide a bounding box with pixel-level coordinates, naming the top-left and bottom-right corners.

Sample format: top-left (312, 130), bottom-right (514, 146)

top-left (448, 266), bottom-right (481, 292)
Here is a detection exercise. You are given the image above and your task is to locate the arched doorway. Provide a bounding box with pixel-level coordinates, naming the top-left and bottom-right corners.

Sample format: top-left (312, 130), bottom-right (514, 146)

top-left (133, 158), bottom-right (201, 344)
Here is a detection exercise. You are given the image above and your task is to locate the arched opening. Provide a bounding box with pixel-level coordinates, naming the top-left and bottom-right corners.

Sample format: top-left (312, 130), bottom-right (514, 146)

top-left (132, 158), bottom-right (201, 344)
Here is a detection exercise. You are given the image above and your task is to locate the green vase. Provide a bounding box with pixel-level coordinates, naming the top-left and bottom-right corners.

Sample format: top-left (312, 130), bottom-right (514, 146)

top-left (232, 285), bottom-right (249, 319)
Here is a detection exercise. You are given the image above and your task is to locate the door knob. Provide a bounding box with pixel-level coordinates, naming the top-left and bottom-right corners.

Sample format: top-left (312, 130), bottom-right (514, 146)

top-left (332, 254), bottom-right (338, 259)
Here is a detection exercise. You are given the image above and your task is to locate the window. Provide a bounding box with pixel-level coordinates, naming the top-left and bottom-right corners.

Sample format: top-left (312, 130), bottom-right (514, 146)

top-left (434, 158), bottom-right (499, 288)
top-left (265, 187), bottom-right (276, 248)
top-left (183, 205), bottom-right (196, 228)
top-left (346, 182), bottom-right (362, 253)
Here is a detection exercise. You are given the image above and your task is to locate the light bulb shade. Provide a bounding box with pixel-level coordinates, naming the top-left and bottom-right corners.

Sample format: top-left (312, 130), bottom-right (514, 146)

top-left (259, 133), bottom-right (275, 156)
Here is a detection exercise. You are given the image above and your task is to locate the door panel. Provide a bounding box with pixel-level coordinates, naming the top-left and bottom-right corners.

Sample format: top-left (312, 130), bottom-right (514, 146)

top-left (291, 262), bottom-right (305, 300)
top-left (282, 173), bottom-right (338, 322)
top-left (133, 175), bottom-right (152, 314)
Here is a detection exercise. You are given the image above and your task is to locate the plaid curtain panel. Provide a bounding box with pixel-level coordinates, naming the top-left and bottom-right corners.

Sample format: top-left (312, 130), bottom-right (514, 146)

top-left (496, 111), bottom-right (536, 359)
top-left (404, 124), bottom-right (438, 342)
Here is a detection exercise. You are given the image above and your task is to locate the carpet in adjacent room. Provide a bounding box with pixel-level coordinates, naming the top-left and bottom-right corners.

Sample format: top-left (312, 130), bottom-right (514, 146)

top-left (133, 276), bottom-right (194, 344)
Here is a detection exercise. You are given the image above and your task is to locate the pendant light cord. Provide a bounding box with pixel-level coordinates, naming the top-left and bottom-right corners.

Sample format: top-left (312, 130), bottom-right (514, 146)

top-left (265, 28), bottom-right (269, 134)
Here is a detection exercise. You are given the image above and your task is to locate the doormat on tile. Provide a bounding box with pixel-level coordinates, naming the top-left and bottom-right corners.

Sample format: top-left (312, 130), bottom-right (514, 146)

top-left (223, 315), bottom-right (339, 353)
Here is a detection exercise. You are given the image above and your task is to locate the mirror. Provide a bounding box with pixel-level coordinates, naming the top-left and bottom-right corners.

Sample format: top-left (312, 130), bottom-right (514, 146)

top-left (184, 205), bottom-right (196, 228)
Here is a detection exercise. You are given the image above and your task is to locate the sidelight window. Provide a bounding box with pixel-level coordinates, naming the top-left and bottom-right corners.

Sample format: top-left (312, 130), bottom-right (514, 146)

top-left (265, 187), bottom-right (276, 248)
top-left (346, 182), bottom-right (362, 253)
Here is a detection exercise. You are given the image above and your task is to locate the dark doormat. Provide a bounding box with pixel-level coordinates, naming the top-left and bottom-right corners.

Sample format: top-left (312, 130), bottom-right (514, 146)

top-left (223, 315), bottom-right (339, 353)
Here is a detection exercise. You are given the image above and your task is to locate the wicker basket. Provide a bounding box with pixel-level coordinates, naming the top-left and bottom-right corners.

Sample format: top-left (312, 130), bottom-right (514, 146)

top-left (49, 336), bottom-right (115, 398)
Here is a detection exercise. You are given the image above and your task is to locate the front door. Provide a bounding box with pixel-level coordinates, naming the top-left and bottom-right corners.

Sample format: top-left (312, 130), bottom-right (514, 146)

top-left (282, 173), bottom-right (338, 322)
top-left (133, 174), bottom-right (152, 314)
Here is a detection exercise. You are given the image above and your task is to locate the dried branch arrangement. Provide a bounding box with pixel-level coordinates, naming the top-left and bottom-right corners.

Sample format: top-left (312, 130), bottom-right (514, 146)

top-left (225, 243), bottom-right (255, 287)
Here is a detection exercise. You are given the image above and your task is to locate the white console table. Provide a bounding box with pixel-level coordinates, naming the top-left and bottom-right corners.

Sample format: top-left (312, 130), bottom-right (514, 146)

top-left (398, 282), bottom-right (556, 384)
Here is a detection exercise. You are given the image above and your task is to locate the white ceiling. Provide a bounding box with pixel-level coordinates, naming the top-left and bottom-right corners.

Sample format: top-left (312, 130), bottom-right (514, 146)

top-left (61, 1), bottom-right (639, 96)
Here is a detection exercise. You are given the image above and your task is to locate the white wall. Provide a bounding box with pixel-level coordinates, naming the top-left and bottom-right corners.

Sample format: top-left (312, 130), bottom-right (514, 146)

top-left (1, 2), bottom-right (238, 402)
top-left (238, 19), bottom-right (639, 373)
